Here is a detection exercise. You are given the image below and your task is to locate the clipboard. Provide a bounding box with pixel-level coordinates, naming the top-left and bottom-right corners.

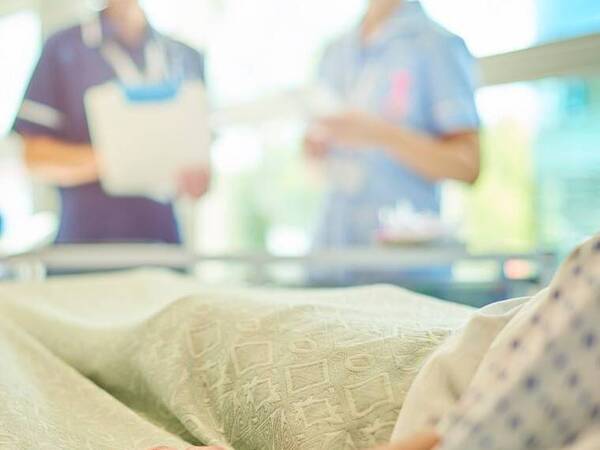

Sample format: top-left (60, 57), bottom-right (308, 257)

top-left (85, 79), bottom-right (210, 200)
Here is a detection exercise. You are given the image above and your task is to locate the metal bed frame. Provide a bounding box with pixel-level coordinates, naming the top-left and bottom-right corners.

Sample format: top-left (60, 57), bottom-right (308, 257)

top-left (0, 242), bottom-right (558, 291)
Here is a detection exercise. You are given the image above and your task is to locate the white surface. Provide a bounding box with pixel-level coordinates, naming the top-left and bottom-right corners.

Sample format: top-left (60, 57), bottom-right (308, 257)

top-left (210, 84), bottom-right (343, 128)
top-left (0, 212), bottom-right (56, 256)
top-left (85, 80), bottom-right (210, 200)
top-left (377, 202), bottom-right (453, 245)
top-left (0, 11), bottom-right (41, 136)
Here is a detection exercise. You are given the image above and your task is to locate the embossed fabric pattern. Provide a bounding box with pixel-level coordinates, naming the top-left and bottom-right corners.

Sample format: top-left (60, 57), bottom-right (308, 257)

top-left (0, 271), bottom-right (472, 449)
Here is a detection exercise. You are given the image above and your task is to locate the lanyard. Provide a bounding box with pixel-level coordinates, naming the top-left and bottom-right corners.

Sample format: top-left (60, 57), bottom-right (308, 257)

top-left (100, 38), bottom-right (169, 86)
top-left (82, 13), bottom-right (170, 86)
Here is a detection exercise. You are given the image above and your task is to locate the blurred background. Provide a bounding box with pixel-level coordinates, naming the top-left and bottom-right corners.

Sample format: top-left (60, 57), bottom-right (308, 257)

top-left (1, 0), bottom-right (599, 304)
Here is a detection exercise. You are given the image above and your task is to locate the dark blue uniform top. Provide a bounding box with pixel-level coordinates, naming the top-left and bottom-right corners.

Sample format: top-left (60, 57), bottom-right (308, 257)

top-left (13, 13), bottom-right (205, 244)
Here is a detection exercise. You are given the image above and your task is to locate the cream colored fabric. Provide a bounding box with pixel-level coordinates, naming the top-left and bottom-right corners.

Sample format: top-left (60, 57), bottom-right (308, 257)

top-left (0, 270), bottom-right (472, 450)
top-left (0, 316), bottom-right (189, 450)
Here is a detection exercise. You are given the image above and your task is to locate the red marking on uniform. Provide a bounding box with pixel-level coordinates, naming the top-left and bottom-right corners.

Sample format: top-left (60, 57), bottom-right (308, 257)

top-left (388, 70), bottom-right (411, 117)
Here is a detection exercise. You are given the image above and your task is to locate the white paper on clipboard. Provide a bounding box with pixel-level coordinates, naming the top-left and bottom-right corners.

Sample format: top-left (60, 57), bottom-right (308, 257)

top-left (85, 80), bottom-right (210, 200)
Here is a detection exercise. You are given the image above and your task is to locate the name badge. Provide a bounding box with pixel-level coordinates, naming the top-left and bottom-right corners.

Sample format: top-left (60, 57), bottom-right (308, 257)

top-left (386, 70), bottom-right (412, 118)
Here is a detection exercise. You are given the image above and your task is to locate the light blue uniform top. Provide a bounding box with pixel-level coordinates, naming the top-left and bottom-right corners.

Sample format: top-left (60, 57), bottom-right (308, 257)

top-left (314, 1), bottom-right (480, 249)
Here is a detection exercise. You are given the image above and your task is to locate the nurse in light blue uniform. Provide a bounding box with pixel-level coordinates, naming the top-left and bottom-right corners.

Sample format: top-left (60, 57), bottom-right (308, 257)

top-left (306, 0), bottom-right (481, 284)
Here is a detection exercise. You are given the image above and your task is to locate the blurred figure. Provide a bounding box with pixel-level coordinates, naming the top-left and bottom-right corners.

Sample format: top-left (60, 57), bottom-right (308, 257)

top-left (305, 0), bottom-right (481, 277)
top-left (13, 0), bottom-right (210, 244)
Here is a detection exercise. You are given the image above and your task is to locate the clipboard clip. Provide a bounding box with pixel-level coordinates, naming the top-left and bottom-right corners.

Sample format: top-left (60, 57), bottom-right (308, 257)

top-left (121, 78), bottom-right (182, 103)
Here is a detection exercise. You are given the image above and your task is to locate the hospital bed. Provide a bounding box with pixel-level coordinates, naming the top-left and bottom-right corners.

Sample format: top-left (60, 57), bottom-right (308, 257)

top-left (0, 266), bottom-right (475, 450)
top-left (0, 242), bottom-right (556, 305)
top-left (0, 240), bottom-right (573, 450)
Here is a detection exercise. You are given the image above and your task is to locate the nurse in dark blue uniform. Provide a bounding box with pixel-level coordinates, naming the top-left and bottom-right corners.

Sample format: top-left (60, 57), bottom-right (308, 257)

top-left (13, 0), bottom-right (210, 244)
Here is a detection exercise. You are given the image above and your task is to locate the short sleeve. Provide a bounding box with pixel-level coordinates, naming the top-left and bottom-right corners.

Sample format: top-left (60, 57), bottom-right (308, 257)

top-left (424, 34), bottom-right (481, 135)
top-left (169, 40), bottom-right (206, 84)
top-left (187, 48), bottom-right (206, 83)
top-left (12, 35), bottom-right (67, 137)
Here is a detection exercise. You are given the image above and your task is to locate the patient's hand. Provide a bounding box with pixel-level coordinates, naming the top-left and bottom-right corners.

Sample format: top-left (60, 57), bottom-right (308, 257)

top-left (371, 431), bottom-right (440, 450)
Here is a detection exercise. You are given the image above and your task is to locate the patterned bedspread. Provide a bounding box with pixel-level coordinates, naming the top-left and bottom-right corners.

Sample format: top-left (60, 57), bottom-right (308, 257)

top-left (0, 270), bottom-right (472, 450)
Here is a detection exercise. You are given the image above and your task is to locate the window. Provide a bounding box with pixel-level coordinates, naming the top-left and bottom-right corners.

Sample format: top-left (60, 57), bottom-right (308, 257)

top-left (422, 0), bottom-right (600, 57)
top-left (141, 0), bottom-right (600, 259)
top-left (536, 0), bottom-right (600, 43)
top-left (0, 10), bottom-right (42, 249)
top-left (463, 76), bottom-right (600, 254)
top-left (439, 1), bottom-right (600, 254)
top-left (0, 10), bottom-right (41, 135)
top-left (422, 0), bottom-right (538, 56)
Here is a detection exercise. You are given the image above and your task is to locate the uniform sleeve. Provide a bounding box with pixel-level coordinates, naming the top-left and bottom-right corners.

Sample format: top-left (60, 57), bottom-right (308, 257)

top-left (190, 49), bottom-right (206, 84)
top-left (12, 35), bottom-right (67, 138)
top-left (173, 41), bottom-right (206, 84)
top-left (438, 235), bottom-right (600, 450)
top-left (424, 34), bottom-right (480, 136)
